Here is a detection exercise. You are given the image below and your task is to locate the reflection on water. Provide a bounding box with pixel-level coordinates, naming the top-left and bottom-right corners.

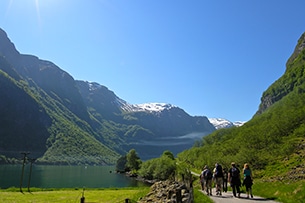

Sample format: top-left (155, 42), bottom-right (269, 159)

top-left (0, 165), bottom-right (146, 189)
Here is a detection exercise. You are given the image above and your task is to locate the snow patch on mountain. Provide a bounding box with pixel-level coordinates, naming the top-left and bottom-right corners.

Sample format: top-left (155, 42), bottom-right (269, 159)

top-left (208, 118), bottom-right (245, 129)
top-left (232, 121), bottom-right (245, 127)
top-left (88, 81), bottom-right (102, 91)
top-left (133, 103), bottom-right (175, 112)
top-left (118, 100), bottom-right (176, 113)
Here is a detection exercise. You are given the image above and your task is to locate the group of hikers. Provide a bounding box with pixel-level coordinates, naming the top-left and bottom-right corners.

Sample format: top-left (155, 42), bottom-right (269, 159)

top-left (200, 162), bottom-right (253, 198)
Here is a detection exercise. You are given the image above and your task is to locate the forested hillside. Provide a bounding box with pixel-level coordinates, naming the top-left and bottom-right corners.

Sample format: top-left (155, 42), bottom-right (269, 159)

top-left (178, 32), bottom-right (305, 182)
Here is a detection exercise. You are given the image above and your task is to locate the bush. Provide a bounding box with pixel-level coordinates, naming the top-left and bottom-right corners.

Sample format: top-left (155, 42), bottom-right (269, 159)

top-left (138, 151), bottom-right (176, 181)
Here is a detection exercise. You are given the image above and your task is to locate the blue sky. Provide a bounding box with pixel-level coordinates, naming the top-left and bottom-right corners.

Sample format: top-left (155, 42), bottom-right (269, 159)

top-left (1, 0), bottom-right (305, 122)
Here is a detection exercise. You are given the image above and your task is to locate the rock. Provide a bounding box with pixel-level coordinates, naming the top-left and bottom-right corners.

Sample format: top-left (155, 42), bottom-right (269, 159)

top-left (138, 180), bottom-right (192, 203)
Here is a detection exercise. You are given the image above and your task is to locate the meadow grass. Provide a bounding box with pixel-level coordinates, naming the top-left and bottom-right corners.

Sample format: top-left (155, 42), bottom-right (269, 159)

top-left (1, 179), bottom-right (304, 203)
top-left (253, 179), bottom-right (305, 203)
top-left (0, 187), bottom-right (150, 203)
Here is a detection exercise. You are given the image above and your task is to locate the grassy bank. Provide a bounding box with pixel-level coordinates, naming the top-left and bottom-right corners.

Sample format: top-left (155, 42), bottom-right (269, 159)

top-left (193, 187), bottom-right (213, 203)
top-left (0, 187), bottom-right (150, 203)
top-left (253, 179), bottom-right (305, 203)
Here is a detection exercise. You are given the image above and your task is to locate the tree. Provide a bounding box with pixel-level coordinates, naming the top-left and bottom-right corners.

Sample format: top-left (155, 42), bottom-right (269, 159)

top-left (126, 149), bottom-right (141, 171)
top-left (138, 150), bottom-right (176, 180)
top-left (116, 155), bottom-right (127, 172)
top-left (162, 150), bottom-right (175, 160)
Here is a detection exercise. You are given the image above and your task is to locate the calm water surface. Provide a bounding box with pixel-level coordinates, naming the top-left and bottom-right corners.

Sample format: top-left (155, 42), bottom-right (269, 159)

top-left (0, 165), bottom-right (146, 189)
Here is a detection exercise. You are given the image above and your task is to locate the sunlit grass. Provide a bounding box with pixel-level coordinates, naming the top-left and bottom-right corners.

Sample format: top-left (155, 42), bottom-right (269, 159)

top-left (253, 180), bottom-right (305, 203)
top-left (193, 187), bottom-right (213, 203)
top-left (0, 187), bottom-right (150, 203)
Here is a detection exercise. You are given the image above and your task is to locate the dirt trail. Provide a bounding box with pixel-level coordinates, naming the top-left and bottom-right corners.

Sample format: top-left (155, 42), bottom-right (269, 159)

top-left (200, 188), bottom-right (279, 203)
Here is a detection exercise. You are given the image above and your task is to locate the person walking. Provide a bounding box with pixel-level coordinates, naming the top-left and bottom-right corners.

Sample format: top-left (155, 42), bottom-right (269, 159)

top-left (200, 167), bottom-right (205, 191)
top-left (222, 167), bottom-right (228, 193)
top-left (213, 163), bottom-right (223, 195)
top-left (242, 163), bottom-right (253, 198)
top-left (202, 165), bottom-right (213, 196)
top-left (228, 162), bottom-right (241, 198)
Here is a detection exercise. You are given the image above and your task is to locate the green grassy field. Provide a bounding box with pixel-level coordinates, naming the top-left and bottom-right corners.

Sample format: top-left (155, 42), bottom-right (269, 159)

top-left (0, 187), bottom-right (150, 203)
top-left (1, 179), bottom-right (304, 203)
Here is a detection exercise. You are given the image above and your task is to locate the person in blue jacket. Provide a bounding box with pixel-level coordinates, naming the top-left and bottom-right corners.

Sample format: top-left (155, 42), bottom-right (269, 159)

top-left (242, 163), bottom-right (253, 198)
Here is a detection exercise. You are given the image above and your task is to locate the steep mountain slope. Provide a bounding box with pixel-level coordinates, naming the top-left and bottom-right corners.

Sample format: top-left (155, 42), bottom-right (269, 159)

top-left (0, 29), bottom-right (90, 124)
top-left (0, 56), bottom-right (119, 165)
top-left (0, 28), bottom-right (215, 163)
top-left (0, 58), bottom-right (51, 158)
top-left (256, 32), bottom-right (305, 115)
top-left (178, 32), bottom-right (305, 182)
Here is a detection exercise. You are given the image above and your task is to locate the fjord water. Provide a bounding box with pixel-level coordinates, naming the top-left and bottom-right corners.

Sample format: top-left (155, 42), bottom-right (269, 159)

top-left (0, 165), bottom-right (145, 189)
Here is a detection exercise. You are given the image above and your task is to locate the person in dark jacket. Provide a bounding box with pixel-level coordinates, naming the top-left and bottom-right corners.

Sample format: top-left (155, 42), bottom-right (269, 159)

top-left (213, 163), bottom-right (223, 195)
top-left (228, 162), bottom-right (241, 198)
top-left (201, 165), bottom-right (213, 196)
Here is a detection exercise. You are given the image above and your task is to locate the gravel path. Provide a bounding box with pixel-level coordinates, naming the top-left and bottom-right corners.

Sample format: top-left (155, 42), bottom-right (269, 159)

top-left (200, 188), bottom-right (279, 203)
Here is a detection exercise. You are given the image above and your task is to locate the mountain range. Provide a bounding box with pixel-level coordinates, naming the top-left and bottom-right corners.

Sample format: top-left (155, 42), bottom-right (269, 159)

top-left (0, 28), bottom-right (243, 164)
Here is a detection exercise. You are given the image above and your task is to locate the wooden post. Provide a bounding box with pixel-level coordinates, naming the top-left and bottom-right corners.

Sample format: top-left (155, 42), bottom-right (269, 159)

top-left (27, 158), bottom-right (36, 192)
top-left (176, 188), bottom-right (182, 203)
top-left (20, 152), bottom-right (29, 193)
top-left (80, 187), bottom-right (85, 203)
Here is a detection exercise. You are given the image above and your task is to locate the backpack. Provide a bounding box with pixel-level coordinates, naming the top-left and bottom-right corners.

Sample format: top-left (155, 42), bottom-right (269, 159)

top-left (231, 167), bottom-right (239, 178)
top-left (215, 164), bottom-right (223, 177)
top-left (204, 169), bottom-right (212, 180)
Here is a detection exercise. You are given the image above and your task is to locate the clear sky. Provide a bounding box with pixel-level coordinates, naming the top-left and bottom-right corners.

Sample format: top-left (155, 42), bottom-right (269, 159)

top-left (1, 0), bottom-right (305, 122)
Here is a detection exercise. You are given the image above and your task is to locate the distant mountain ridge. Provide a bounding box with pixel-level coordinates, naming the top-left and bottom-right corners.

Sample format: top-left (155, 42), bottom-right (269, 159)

top-left (0, 28), bottom-right (216, 164)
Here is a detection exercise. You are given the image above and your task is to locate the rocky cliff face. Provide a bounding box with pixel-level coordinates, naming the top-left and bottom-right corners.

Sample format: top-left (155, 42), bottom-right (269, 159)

top-left (256, 32), bottom-right (305, 115)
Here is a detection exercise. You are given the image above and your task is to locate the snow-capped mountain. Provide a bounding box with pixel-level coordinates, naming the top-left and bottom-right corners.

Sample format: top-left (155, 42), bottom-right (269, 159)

top-left (133, 103), bottom-right (175, 112)
top-left (208, 118), bottom-right (245, 129)
top-left (84, 81), bottom-right (244, 130)
top-left (120, 101), bottom-right (176, 113)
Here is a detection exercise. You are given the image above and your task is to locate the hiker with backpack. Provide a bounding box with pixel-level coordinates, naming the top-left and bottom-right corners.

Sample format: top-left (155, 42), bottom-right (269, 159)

top-left (213, 163), bottom-right (223, 195)
top-left (202, 165), bottom-right (213, 196)
top-left (228, 162), bottom-right (241, 198)
top-left (242, 163), bottom-right (253, 198)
